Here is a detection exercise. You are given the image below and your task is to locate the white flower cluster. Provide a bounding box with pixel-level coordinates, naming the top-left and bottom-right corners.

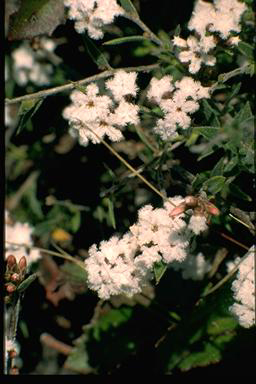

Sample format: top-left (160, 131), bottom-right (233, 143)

top-left (11, 38), bottom-right (56, 86)
top-left (147, 75), bottom-right (210, 139)
top-left (63, 70), bottom-right (139, 145)
top-left (64, 0), bottom-right (124, 39)
top-left (173, 0), bottom-right (247, 73)
top-left (5, 210), bottom-right (41, 267)
top-left (171, 252), bottom-right (211, 281)
top-left (229, 246), bottom-right (255, 328)
top-left (85, 196), bottom-right (209, 300)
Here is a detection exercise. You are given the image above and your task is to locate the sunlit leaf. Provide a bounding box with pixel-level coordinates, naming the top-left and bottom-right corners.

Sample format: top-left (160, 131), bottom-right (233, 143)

top-left (16, 98), bottom-right (44, 135)
top-left (203, 176), bottom-right (226, 194)
top-left (154, 261), bottom-right (167, 285)
top-left (17, 273), bottom-right (38, 293)
top-left (120, 0), bottom-right (139, 17)
top-left (104, 35), bottom-right (149, 45)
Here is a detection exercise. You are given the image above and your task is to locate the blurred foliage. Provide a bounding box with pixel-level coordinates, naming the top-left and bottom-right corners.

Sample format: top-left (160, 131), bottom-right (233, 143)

top-left (5, 0), bottom-right (255, 376)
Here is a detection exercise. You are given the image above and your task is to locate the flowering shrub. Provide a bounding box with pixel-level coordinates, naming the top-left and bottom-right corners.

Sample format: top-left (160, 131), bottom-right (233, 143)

top-left (4, 0), bottom-right (255, 376)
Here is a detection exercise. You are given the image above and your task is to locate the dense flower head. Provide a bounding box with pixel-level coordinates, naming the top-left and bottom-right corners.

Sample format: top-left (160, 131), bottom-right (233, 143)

top-left (171, 252), bottom-right (211, 280)
top-left (5, 210), bottom-right (41, 267)
top-left (64, 0), bottom-right (124, 39)
top-left (147, 76), bottom-right (210, 140)
top-left (63, 72), bottom-right (140, 145)
top-left (85, 196), bottom-right (209, 299)
top-left (11, 39), bottom-right (55, 86)
top-left (229, 246), bottom-right (255, 328)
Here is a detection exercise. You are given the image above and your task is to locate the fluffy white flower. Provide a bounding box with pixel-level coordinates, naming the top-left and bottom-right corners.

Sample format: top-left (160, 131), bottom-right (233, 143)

top-left (153, 116), bottom-right (178, 141)
top-left (64, 0), bottom-right (124, 39)
top-left (106, 70), bottom-right (138, 102)
top-left (171, 252), bottom-right (211, 280)
top-left (175, 77), bottom-right (211, 100)
top-left (5, 212), bottom-right (41, 266)
top-left (188, 214), bottom-right (208, 235)
top-left (160, 90), bottom-right (199, 129)
top-left (147, 75), bottom-right (174, 104)
top-left (175, 35), bottom-right (216, 74)
top-left (188, 0), bottom-right (216, 36)
top-left (11, 42), bottom-right (54, 86)
top-left (229, 246), bottom-right (255, 328)
top-left (112, 99), bottom-right (139, 126)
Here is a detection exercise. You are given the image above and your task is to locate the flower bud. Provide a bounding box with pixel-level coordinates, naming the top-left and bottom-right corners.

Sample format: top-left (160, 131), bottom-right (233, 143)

top-left (18, 256), bottom-right (27, 272)
top-left (11, 273), bottom-right (20, 283)
top-left (7, 254), bottom-right (17, 268)
top-left (6, 283), bottom-right (16, 293)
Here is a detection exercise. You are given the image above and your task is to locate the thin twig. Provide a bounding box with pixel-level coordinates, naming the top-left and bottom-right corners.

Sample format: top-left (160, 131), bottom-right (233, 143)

top-left (5, 64), bottom-right (159, 105)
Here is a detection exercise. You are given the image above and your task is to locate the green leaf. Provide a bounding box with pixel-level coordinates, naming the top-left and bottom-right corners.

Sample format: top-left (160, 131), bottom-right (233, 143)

top-left (154, 261), bottom-right (167, 285)
top-left (203, 176), bottom-right (226, 194)
top-left (193, 127), bottom-right (220, 140)
top-left (103, 35), bottom-right (149, 45)
top-left (17, 273), bottom-right (38, 293)
top-left (179, 342), bottom-right (221, 371)
top-left (16, 98), bottom-right (44, 135)
top-left (8, 0), bottom-right (65, 40)
top-left (223, 156), bottom-right (238, 173)
top-left (106, 198), bottom-right (116, 229)
top-left (23, 175), bottom-right (44, 219)
top-left (64, 334), bottom-right (93, 374)
top-left (201, 99), bottom-right (219, 121)
top-left (119, 0), bottom-right (139, 17)
top-left (70, 211), bottom-right (81, 233)
top-left (228, 183), bottom-right (252, 201)
top-left (211, 157), bottom-right (225, 177)
top-left (91, 308), bottom-right (133, 341)
top-left (60, 262), bottom-right (88, 284)
top-left (237, 41), bottom-right (254, 60)
top-left (207, 317), bottom-right (237, 335)
top-left (82, 35), bottom-right (111, 70)
top-left (233, 101), bottom-right (253, 125)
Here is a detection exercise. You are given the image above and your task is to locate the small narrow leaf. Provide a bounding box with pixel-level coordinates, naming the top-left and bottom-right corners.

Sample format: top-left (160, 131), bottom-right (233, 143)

top-left (16, 98), bottom-right (44, 135)
top-left (107, 198), bottom-right (116, 229)
top-left (120, 0), bottom-right (139, 17)
top-left (103, 35), bottom-right (149, 45)
top-left (193, 127), bottom-right (220, 140)
top-left (82, 35), bottom-right (111, 70)
top-left (237, 41), bottom-right (254, 60)
top-left (154, 261), bottom-right (167, 285)
top-left (17, 273), bottom-right (38, 292)
top-left (203, 176), bottom-right (226, 194)
top-left (211, 157), bottom-right (225, 177)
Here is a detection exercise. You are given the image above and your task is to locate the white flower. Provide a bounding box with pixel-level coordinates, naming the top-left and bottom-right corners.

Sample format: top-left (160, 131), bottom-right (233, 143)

top-left (153, 116), bottom-right (178, 141)
top-left (85, 234), bottom-right (143, 300)
top-left (11, 44), bottom-right (54, 86)
top-left (78, 118), bottom-right (124, 145)
top-left (175, 77), bottom-right (211, 100)
top-left (229, 246), bottom-right (255, 328)
top-left (188, 214), bottom-right (208, 235)
top-left (175, 35), bottom-right (216, 74)
top-left (171, 252), bottom-right (211, 280)
top-left (106, 70), bottom-right (138, 102)
top-left (112, 99), bottom-right (139, 126)
top-left (5, 212), bottom-right (41, 266)
top-left (64, 0), bottom-right (124, 39)
top-left (147, 75), bottom-right (174, 104)
top-left (210, 0), bottom-right (247, 39)
top-left (188, 0), bottom-right (216, 37)
top-left (160, 90), bottom-right (199, 129)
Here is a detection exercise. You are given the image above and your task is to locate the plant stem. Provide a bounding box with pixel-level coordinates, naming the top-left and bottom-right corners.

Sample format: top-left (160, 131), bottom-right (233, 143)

top-left (5, 64), bottom-right (159, 105)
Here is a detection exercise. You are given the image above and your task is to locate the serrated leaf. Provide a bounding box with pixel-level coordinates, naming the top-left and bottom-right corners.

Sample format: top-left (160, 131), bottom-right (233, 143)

top-left (237, 41), bottom-right (254, 60)
top-left (179, 342), bottom-right (221, 371)
top-left (16, 98), bottom-right (44, 135)
top-left (82, 34), bottom-right (111, 70)
top-left (203, 176), bottom-right (226, 194)
top-left (60, 262), bottom-right (87, 284)
top-left (201, 99), bottom-right (219, 121)
top-left (103, 35), bottom-right (149, 45)
top-left (154, 261), bottom-right (167, 285)
top-left (8, 0), bottom-right (65, 40)
top-left (233, 101), bottom-right (253, 125)
top-left (207, 317), bottom-right (237, 335)
top-left (17, 273), bottom-right (38, 292)
top-left (120, 0), bottom-right (139, 17)
top-left (193, 127), bottom-right (220, 140)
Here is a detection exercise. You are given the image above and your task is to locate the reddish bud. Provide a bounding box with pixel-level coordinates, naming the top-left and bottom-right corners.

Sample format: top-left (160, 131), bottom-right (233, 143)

top-left (7, 255), bottom-right (17, 268)
top-left (169, 203), bottom-right (186, 217)
top-left (206, 203), bottom-right (220, 216)
top-left (18, 256), bottom-right (27, 272)
top-left (6, 283), bottom-right (16, 293)
top-left (11, 273), bottom-right (20, 283)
